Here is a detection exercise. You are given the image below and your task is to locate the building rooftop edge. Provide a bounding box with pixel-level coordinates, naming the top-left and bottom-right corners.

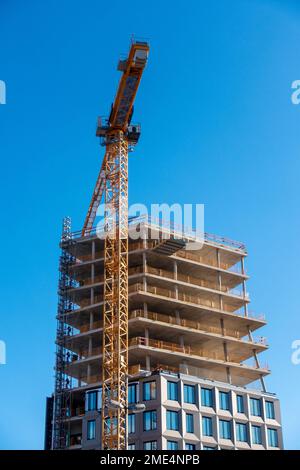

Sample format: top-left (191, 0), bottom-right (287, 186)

top-left (63, 216), bottom-right (247, 254)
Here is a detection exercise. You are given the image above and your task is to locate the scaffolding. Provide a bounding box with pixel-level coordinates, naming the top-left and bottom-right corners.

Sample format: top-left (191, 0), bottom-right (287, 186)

top-left (52, 216), bottom-right (74, 449)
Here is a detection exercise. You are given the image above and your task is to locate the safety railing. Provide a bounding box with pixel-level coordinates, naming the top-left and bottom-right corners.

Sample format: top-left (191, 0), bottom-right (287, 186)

top-left (67, 215), bottom-right (246, 252)
top-left (143, 265), bottom-right (248, 298)
top-left (69, 294), bottom-right (104, 312)
top-left (128, 283), bottom-right (265, 321)
top-left (79, 320), bottom-right (103, 333)
top-left (129, 309), bottom-right (241, 339)
top-left (251, 336), bottom-right (268, 346)
top-left (65, 346), bottom-right (102, 363)
top-left (174, 249), bottom-right (244, 274)
top-left (66, 309), bottom-right (267, 345)
top-left (130, 336), bottom-right (269, 370)
top-left (69, 241), bottom-right (151, 265)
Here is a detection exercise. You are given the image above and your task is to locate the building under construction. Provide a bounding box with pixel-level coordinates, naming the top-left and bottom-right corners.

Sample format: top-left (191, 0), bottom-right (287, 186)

top-left (44, 40), bottom-right (283, 450)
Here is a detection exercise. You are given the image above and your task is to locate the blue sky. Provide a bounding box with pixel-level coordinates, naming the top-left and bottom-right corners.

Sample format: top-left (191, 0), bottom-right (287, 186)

top-left (0, 0), bottom-right (300, 449)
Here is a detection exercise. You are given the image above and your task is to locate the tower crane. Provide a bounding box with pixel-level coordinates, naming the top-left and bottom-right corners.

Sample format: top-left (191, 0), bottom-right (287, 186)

top-left (82, 40), bottom-right (149, 450)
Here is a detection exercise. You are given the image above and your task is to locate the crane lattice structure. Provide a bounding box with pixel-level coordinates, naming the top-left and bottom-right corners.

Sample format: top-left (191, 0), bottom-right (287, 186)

top-left (52, 216), bottom-right (73, 449)
top-left (82, 40), bottom-right (149, 450)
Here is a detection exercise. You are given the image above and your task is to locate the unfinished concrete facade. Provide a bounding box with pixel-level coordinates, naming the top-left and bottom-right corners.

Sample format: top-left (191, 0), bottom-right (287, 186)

top-left (47, 219), bottom-right (283, 450)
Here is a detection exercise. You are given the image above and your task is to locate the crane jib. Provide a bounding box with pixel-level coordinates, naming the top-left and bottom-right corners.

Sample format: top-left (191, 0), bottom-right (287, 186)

top-left (114, 75), bottom-right (139, 128)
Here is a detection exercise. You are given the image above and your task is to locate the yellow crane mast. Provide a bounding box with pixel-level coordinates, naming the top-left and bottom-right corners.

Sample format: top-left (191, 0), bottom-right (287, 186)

top-left (82, 40), bottom-right (149, 450)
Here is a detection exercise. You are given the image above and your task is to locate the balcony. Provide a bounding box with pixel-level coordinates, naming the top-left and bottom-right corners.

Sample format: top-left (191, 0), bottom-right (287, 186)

top-left (174, 249), bottom-right (244, 274)
top-left (129, 337), bottom-right (267, 365)
top-left (67, 237), bottom-right (245, 278)
top-left (132, 265), bottom-right (249, 299)
top-left (65, 346), bottom-right (102, 363)
top-left (129, 283), bottom-right (259, 318)
top-left (129, 309), bottom-right (268, 346)
top-left (128, 336), bottom-right (270, 386)
top-left (65, 335), bottom-right (268, 371)
top-left (80, 320), bottom-right (102, 333)
top-left (62, 307), bottom-right (267, 370)
top-left (62, 330), bottom-right (269, 388)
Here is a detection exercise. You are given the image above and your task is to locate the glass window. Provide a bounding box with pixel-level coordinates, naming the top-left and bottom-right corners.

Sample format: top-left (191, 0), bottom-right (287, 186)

top-left (144, 440), bottom-right (157, 450)
top-left (236, 395), bottom-right (244, 413)
top-left (185, 443), bottom-right (196, 450)
top-left (167, 381), bottom-right (178, 401)
top-left (167, 410), bottom-right (179, 431)
top-left (143, 410), bottom-right (157, 431)
top-left (252, 425), bottom-right (262, 445)
top-left (87, 419), bottom-right (96, 440)
top-left (98, 388), bottom-right (102, 409)
top-left (219, 420), bottom-right (232, 439)
top-left (236, 422), bottom-right (247, 442)
top-left (128, 383), bottom-right (137, 404)
top-left (87, 391), bottom-right (97, 411)
top-left (203, 446), bottom-right (216, 450)
top-left (219, 391), bottom-right (230, 411)
top-left (265, 401), bottom-right (275, 419)
top-left (186, 413), bottom-right (194, 433)
top-left (167, 440), bottom-right (179, 450)
top-left (250, 398), bottom-right (261, 417)
top-left (201, 388), bottom-right (213, 407)
top-left (202, 416), bottom-right (213, 437)
top-left (105, 417), bottom-right (117, 435)
top-left (184, 384), bottom-right (196, 404)
top-left (128, 443), bottom-right (135, 450)
top-left (143, 381), bottom-right (157, 401)
top-left (267, 428), bottom-right (278, 448)
top-left (128, 414), bottom-right (135, 434)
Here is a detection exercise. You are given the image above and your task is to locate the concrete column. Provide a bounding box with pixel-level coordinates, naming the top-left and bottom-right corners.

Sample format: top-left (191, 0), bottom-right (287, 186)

top-left (260, 376), bottom-right (267, 393)
top-left (175, 285), bottom-right (178, 300)
top-left (91, 287), bottom-right (94, 305)
top-left (253, 349), bottom-right (259, 368)
top-left (241, 256), bottom-right (245, 275)
top-left (91, 263), bottom-right (95, 283)
top-left (216, 248), bottom-right (221, 268)
top-left (247, 326), bottom-right (253, 342)
top-left (92, 240), bottom-right (95, 260)
top-left (142, 252), bottom-right (147, 273)
top-left (220, 318), bottom-right (225, 336)
top-left (143, 230), bottom-right (147, 249)
top-left (181, 361), bottom-right (188, 374)
top-left (87, 364), bottom-right (91, 381)
top-left (179, 335), bottom-right (184, 348)
top-left (218, 272), bottom-right (222, 291)
top-left (219, 294), bottom-right (223, 311)
top-left (145, 328), bottom-right (149, 346)
top-left (90, 312), bottom-right (94, 330)
top-left (242, 280), bottom-right (247, 298)
top-left (143, 302), bottom-right (148, 318)
top-left (175, 310), bottom-right (180, 325)
top-left (223, 342), bottom-right (229, 361)
top-left (146, 355), bottom-right (151, 371)
top-left (226, 366), bottom-right (232, 384)
top-left (173, 259), bottom-right (177, 280)
top-left (88, 337), bottom-right (92, 355)
top-left (252, 349), bottom-right (266, 391)
top-left (142, 252), bottom-right (147, 293)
